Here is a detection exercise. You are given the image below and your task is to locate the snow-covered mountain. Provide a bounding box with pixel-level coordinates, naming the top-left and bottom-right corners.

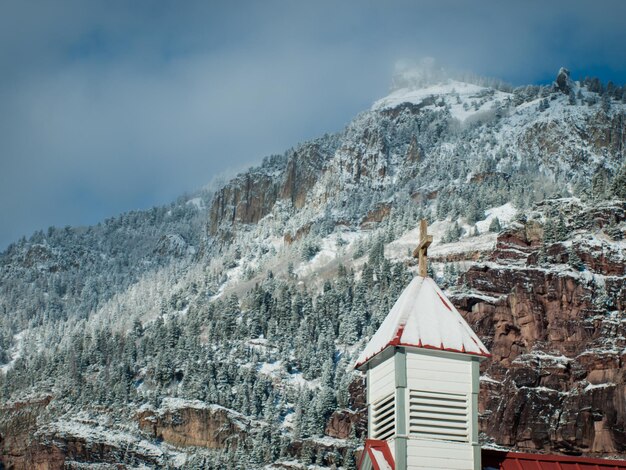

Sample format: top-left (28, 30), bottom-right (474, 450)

top-left (1, 66), bottom-right (625, 469)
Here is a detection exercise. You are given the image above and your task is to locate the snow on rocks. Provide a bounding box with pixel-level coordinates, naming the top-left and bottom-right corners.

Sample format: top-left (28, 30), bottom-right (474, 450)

top-left (42, 418), bottom-right (166, 463)
top-left (257, 359), bottom-right (321, 390)
top-left (386, 203), bottom-right (517, 263)
top-left (584, 382), bottom-right (617, 393)
top-left (373, 80), bottom-right (511, 125)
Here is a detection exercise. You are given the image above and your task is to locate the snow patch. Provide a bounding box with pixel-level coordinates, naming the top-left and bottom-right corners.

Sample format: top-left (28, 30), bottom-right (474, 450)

top-left (584, 382), bottom-right (616, 392)
top-left (373, 80), bottom-right (511, 124)
top-left (0, 330), bottom-right (26, 374)
top-left (45, 420), bottom-right (164, 461)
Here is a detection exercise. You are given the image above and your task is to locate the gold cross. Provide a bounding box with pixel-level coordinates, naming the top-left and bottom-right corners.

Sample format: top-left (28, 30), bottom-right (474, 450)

top-left (413, 219), bottom-right (433, 277)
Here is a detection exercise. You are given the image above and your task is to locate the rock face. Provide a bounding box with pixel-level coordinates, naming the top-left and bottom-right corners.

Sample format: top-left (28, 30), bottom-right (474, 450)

top-left (208, 142), bottom-right (333, 236)
top-left (0, 398), bottom-right (253, 468)
top-left (325, 377), bottom-right (367, 439)
top-left (0, 396), bottom-right (64, 470)
top-left (136, 400), bottom-right (250, 450)
top-left (555, 67), bottom-right (574, 94)
top-left (451, 201), bottom-right (626, 455)
top-left (0, 396), bottom-right (162, 469)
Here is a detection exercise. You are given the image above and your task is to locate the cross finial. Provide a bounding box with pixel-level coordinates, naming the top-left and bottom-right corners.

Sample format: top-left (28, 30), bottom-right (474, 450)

top-left (413, 219), bottom-right (433, 277)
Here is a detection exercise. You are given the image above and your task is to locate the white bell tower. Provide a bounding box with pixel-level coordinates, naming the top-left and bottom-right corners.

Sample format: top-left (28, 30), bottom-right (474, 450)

top-left (355, 221), bottom-right (490, 470)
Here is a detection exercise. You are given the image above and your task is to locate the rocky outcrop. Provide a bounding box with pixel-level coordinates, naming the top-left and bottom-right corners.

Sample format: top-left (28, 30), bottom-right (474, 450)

top-left (208, 169), bottom-right (282, 235)
top-left (135, 400), bottom-right (251, 450)
top-left (0, 396), bottom-right (62, 470)
top-left (284, 223), bottom-right (312, 245)
top-left (360, 203), bottom-right (392, 229)
top-left (555, 67), bottom-right (574, 95)
top-left (0, 396), bottom-right (164, 469)
top-left (325, 402), bottom-right (366, 441)
top-left (451, 202), bottom-right (626, 455)
top-left (324, 376), bottom-right (367, 440)
top-left (209, 142), bottom-right (332, 236)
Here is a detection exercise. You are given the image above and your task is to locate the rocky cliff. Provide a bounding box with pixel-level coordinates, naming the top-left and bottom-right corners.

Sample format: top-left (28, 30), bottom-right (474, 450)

top-left (452, 200), bottom-right (626, 455)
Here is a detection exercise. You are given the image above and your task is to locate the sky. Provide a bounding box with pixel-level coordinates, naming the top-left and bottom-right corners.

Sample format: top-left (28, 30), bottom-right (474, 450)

top-left (1, 0), bottom-right (626, 249)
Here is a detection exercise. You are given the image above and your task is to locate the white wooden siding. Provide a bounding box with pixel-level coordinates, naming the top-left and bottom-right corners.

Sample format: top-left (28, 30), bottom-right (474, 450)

top-left (406, 353), bottom-right (471, 394)
top-left (369, 356), bottom-right (395, 403)
top-left (406, 439), bottom-right (474, 470)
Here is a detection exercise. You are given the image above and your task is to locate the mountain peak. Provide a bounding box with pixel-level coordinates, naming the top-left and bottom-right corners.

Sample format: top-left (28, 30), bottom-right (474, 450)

top-left (555, 66), bottom-right (577, 94)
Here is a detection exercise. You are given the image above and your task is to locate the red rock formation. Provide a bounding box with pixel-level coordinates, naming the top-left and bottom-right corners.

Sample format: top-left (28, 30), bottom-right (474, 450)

top-left (209, 143), bottom-right (328, 236)
top-left (135, 402), bottom-right (250, 450)
top-left (453, 205), bottom-right (626, 455)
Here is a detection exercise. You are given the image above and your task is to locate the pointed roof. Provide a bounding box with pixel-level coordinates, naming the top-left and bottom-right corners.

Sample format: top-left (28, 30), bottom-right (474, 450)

top-left (355, 276), bottom-right (490, 369)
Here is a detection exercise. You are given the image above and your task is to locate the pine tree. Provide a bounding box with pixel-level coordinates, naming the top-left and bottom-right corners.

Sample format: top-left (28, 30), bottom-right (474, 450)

top-left (537, 246), bottom-right (547, 266)
top-left (489, 216), bottom-right (502, 233)
top-left (543, 218), bottom-right (555, 244)
top-left (610, 164), bottom-right (626, 199)
top-left (443, 221), bottom-right (463, 243)
top-left (556, 214), bottom-right (568, 241)
top-left (591, 169), bottom-right (610, 200)
top-left (568, 246), bottom-right (584, 271)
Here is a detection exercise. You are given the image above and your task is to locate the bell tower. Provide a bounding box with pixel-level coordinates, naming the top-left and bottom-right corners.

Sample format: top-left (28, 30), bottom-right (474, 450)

top-left (356, 220), bottom-right (490, 470)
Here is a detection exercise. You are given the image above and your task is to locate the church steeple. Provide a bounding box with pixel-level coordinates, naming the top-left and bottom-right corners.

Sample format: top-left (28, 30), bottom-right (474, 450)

top-left (356, 222), bottom-right (490, 470)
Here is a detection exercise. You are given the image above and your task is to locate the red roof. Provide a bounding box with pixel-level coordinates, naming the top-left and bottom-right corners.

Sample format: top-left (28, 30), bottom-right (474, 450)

top-left (483, 449), bottom-right (626, 469)
top-left (357, 439), bottom-right (395, 470)
top-left (357, 447), bottom-right (626, 470)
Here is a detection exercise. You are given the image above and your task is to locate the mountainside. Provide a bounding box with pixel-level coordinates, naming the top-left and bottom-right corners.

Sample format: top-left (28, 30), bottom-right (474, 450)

top-left (1, 66), bottom-right (626, 469)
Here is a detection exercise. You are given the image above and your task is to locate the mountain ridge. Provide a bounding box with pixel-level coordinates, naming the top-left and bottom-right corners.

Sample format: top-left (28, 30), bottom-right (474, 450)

top-left (1, 67), bottom-right (625, 469)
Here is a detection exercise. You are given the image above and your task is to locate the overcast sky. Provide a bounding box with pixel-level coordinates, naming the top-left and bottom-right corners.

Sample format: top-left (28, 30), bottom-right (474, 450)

top-left (1, 0), bottom-right (625, 249)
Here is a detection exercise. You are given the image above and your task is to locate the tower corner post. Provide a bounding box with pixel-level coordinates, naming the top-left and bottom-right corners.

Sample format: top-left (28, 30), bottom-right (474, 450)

top-left (471, 357), bottom-right (482, 470)
top-left (394, 348), bottom-right (408, 469)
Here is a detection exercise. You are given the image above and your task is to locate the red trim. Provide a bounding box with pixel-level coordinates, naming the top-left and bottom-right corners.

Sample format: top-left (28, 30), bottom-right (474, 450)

top-left (398, 341), bottom-right (491, 358)
top-left (354, 325), bottom-right (406, 368)
top-left (436, 291), bottom-right (453, 311)
top-left (355, 339), bottom-right (491, 368)
top-left (483, 448), bottom-right (626, 469)
top-left (389, 325), bottom-right (405, 346)
top-left (357, 439), bottom-right (395, 470)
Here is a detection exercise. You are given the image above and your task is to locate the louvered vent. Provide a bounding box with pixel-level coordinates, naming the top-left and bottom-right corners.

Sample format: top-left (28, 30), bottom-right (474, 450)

top-left (408, 390), bottom-right (469, 442)
top-left (371, 393), bottom-right (395, 440)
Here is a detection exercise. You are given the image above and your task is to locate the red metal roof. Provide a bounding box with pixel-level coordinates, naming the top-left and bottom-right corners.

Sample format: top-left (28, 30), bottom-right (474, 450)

top-left (357, 447), bottom-right (626, 470)
top-left (483, 449), bottom-right (626, 469)
top-left (357, 439), bottom-right (395, 470)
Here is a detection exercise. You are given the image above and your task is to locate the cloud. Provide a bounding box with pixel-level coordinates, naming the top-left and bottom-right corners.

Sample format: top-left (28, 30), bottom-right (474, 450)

top-left (1, 0), bottom-right (625, 248)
